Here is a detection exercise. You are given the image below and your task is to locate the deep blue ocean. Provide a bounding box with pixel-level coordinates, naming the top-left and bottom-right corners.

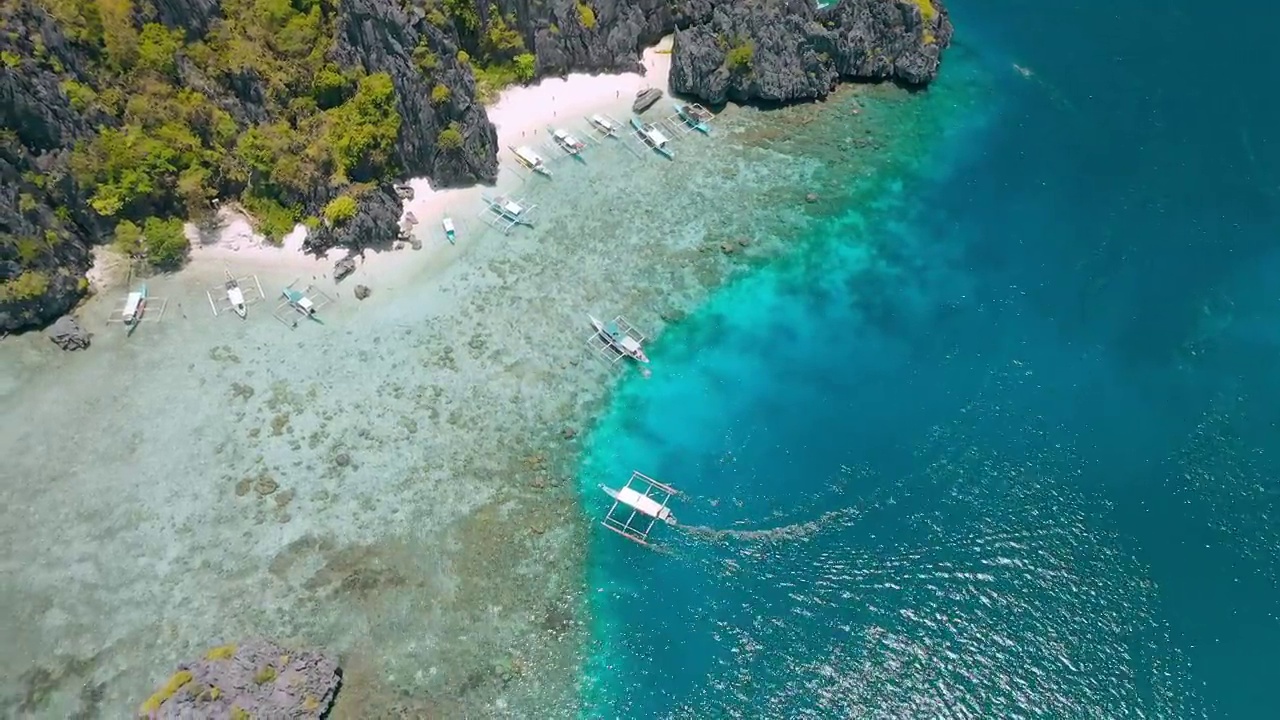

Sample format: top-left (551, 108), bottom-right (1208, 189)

top-left (579, 0), bottom-right (1280, 717)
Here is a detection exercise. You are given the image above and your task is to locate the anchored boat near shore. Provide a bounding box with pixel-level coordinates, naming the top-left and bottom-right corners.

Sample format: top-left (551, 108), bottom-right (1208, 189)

top-left (442, 216), bottom-right (456, 244)
top-left (510, 145), bottom-right (552, 177)
top-left (673, 102), bottom-right (713, 134)
top-left (586, 113), bottom-right (621, 138)
top-left (107, 283), bottom-right (167, 335)
top-left (549, 126), bottom-right (588, 157)
top-left (629, 117), bottom-right (674, 160)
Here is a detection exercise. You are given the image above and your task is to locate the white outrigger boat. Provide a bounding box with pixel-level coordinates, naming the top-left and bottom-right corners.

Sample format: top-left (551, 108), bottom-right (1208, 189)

top-left (207, 268), bottom-right (265, 319)
top-left (479, 193), bottom-right (537, 234)
top-left (600, 471), bottom-right (679, 545)
top-left (442, 216), bottom-right (456, 244)
top-left (108, 283), bottom-right (167, 334)
top-left (589, 314), bottom-right (649, 363)
top-left (509, 145), bottom-right (552, 177)
top-left (629, 117), bottom-right (674, 160)
top-left (549, 126), bottom-right (588, 156)
top-left (586, 113), bottom-right (620, 138)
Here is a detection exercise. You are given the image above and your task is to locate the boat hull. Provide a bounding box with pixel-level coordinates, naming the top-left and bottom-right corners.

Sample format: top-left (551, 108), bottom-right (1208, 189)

top-left (674, 103), bottom-right (711, 134)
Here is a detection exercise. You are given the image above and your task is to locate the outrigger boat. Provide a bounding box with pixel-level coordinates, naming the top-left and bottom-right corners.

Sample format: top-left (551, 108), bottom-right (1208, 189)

top-left (108, 283), bottom-right (167, 334)
top-left (600, 471), bottom-right (679, 545)
top-left (586, 113), bottom-right (619, 138)
top-left (120, 284), bottom-right (148, 336)
top-left (272, 280), bottom-right (333, 327)
top-left (510, 145), bottom-right (552, 177)
top-left (479, 193), bottom-right (537, 234)
top-left (549, 126), bottom-right (588, 156)
top-left (590, 314), bottom-right (649, 363)
top-left (207, 268), bottom-right (265, 319)
top-left (673, 101), bottom-right (713, 134)
top-left (630, 117), bottom-right (674, 160)
top-left (223, 269), bottom-right (247, 318)
top-left (442, 216), bottom-right (456, 244)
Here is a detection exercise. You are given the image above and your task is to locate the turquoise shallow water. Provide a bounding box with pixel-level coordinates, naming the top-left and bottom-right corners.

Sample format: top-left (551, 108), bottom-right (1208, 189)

top-left (579, 0), bottom-right (1280, 716)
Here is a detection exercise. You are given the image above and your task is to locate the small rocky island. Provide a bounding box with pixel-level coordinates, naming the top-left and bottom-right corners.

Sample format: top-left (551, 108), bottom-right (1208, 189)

top-left (136, 639), bottom-right (341, 718)
top-left (0, 0), bottom-right (951, 334)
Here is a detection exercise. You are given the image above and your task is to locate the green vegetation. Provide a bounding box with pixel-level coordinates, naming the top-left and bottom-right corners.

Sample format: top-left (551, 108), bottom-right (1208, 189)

top-left (577, 2), bottom-right (597, 29)
top-left (323, 195), bottom-right (358, 225)
top-left (0, 271), bottom-right (51, 302)
top-left (139, 670), bottom-right (193, 715)
top-left (60, 79), bottom-right (97, 111)
top-left (112, 217), bottom-right (189, 269)
top-left (437, 122), bottom-right (464, 151)
top-left (514, 52), bottom-right (536, 82)
top-left (430, 83), bottom-right (451, 104)
top-left (908, 0), bottom-right (938, 43)
top-left (35, 0), bottom-right (406, 254)
top-left (725, 41), bottom-right (754, 72)
top-left (253, 664), bottom-right (278, 684)
top-left (2, 50), bottom-right (20, 68)
top-left (204, 644), bottom-right (237, 660)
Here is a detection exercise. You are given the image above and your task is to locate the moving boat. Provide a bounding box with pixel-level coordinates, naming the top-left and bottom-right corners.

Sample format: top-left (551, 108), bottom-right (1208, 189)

top-left (673, 101), bottom-right (713, 134)
top-left (629, 117), bottom-right (674, 160)
top-left (509, 145), bottom-right (552, 177)
top-left (442, 216), bottom-right (456, 244)
top-left (590, 313), bottom-right (649, 363)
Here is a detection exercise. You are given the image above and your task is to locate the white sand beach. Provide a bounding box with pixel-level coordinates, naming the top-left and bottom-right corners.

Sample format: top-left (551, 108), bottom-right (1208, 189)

top-left (397, 35), bottom-right (675, 260)
top-left (151, 36), bottom-right (676, 297)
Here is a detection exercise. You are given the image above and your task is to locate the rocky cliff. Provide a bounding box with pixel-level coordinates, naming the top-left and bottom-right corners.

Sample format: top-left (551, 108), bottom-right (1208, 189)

top-left (669, 0), bottom-right (951, 104)
top-left (0, 0), bottom-right (950, 333)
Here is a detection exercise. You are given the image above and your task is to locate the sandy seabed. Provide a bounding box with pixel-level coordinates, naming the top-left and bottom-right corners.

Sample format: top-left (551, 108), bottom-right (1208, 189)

top-left (0, 35), bottom-right (865, 718)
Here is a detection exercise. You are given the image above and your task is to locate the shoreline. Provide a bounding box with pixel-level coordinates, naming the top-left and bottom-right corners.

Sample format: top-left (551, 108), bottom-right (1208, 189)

top-left (81, 37), bottom-right (677, 305)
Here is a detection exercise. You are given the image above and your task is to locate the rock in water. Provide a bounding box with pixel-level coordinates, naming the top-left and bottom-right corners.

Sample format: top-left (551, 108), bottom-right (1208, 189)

top-left (394, 184), bottom-right (415, 200)
top-left (137, 639), bottom-right (341, 718)
top-left (333, 256), bottom-right (356, 282)
top-left (633, 87), bottom-right (663, 113)
top-left (354, 284), bottom-right (371, 300)
top-left (47, 315), bottom-right (90, 350)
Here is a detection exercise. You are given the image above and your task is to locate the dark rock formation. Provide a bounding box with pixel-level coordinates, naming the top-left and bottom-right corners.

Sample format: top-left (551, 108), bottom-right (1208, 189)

top-left (354, 284), bottom-right (372, 300)
top-left (670, 0), bottom-right (951, 104)
top-left (47, 315), bottom-right (91, 350)
top-left (334, 0), bottom-right (498, 187)
top-left (137, 639), bottom-right (341, 718)
top-left (333, 257), bottom-right (357, 283)
top-left (633, 88), bottom-right (664, 113)
top-left (309, 187), bottom-right (405, 256)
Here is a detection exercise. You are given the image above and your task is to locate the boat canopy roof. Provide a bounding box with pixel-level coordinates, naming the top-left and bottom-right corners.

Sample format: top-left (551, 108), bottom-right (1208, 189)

top-left (646, 127), bottom-right (670, 144)
top-left (502, 199), bottom-right (524, 214)
top-left (591, 114), bottom-right (613, 127)
top-left (620, 336), bottom-right (642, 353)
top-left (442, 217), bottom-right (456, 231)
top-left (514, 146), bottom-right (542, 163)
top-left (123, 291), bottom-right (143, 315)
top-left (615, 486), bottom-right (672, 520)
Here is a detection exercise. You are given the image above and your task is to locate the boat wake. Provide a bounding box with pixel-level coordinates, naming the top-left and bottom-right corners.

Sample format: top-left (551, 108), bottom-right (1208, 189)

top-left (676, 506), bottom-right (861, 543)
